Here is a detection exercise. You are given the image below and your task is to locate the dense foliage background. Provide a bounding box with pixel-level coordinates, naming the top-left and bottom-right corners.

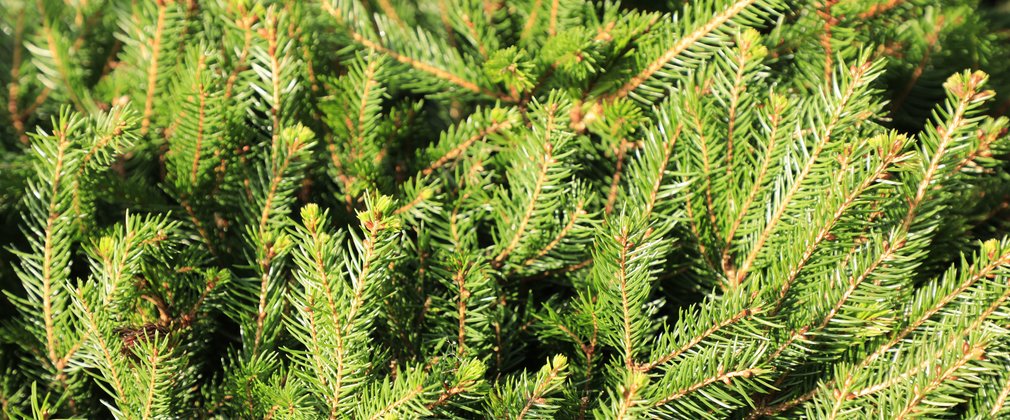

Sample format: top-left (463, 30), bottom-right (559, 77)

top-left (3, 0), bottom-right (1010, 418)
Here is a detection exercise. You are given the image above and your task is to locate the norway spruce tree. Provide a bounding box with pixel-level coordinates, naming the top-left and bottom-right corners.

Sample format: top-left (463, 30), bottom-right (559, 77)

top-left (2, 0), bottom-right (1010, 418)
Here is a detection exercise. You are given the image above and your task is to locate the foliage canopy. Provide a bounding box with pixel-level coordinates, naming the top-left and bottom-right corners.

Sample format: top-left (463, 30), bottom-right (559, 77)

top-left (2, 0), bottom-right (1010, 418)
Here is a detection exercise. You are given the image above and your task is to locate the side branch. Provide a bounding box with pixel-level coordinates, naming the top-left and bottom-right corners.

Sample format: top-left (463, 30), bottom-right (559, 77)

top-left (603, 0), bottom-right (759, 102)
top-left (421, 120), bottom-right (514, 177)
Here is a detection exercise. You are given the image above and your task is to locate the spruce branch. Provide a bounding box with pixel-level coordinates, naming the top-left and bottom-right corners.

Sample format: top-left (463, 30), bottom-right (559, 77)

top-left (221, 2), bottom-right (258, 100)
top-left (621, 106), bottom-right (685, 229)
top-left (589, 213), bottom-right (670, 369)
top-left (793, 70), bottom-right (1004, 343)
top-left (288, 198), bottom-right (404, 415)
top-left (720, 92), bottom-right (792, 274)
top-left (965, 355), bottom-right (1010, 418)
top-left (490, 91), bottom-right (580, 269)
top-left (642, 292), bottom-right (766, 373)
top-left (321, 52), bottom-right (388, 205)
top-left (6, 3), bottom-right (32, 143)
top-left (166, 46), bottom-right (225, 193)
top-left (758, 238), bottom-right (1010, 417)
top-left (890, 12), bottom-right (947, 117)
top-left (731, 52), bottom-right (885, 286)
top-left (595, 0), bottom-right (779, 105)
top-left (323, 0), bottom-right (511, 101)
top-left (241, 125), bottom-right (315, 356)
top-left (8, 106), bottom-right (138, 378)
top-left (419, 106), bottom-right (520, 177)
top-left (442, 0), bottom-right (501, 60)
top-left (70, 212), bottom-right (185, 419)
top-left (424, 253), bottom-right (496, 360)
top-left (487, 355), bottom-right (569, 419)
top-left (601, 370), bottom-right (648, 418)
top-left (250, 5), bottom-right (305, 155)
top-left (26, 0), bottom-right (95, 114)
top-left (765, 131), bottom-right (911, 312)
top-left (744, 69), bottom-right (1008, 417)
top-left (111, 0), bottom-right (184, 136)
top-left (138, 0), bottom-right (170, 135)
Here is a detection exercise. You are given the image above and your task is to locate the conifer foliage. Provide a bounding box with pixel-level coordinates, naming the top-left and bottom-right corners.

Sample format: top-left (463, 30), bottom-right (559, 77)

top-left (3, 0), bottom-right (1010, 418)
